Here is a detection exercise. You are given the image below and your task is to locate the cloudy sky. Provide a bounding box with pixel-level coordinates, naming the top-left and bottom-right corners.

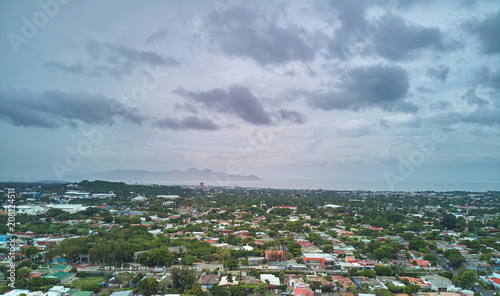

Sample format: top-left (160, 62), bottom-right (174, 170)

top-left (1, 0), bottom-right (499, 185)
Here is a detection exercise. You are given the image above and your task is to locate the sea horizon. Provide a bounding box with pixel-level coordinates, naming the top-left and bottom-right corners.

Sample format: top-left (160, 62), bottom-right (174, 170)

top-left (127, 178), bottom-right (500, 192)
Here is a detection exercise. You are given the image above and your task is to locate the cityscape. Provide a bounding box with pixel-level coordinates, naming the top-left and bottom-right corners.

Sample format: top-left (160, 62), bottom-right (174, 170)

top-left (1, 1), bottom-right (500, 296)
top-left (0, 181), bottom-right (499, 296)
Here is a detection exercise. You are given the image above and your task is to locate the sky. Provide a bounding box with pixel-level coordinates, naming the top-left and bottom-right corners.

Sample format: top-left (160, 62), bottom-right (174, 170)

top-left (0, 0), bottom-right (499, 185)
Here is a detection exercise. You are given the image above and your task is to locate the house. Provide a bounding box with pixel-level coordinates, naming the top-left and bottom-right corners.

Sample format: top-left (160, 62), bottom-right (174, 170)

top-left (240, 276), bottom-right (257, 284)
top-left (260, 274), bottom-right (280, 286)
top-left (132, 195), bottom-right (146, 202)
top-left (351, 276), bottom-right (386, 290)
top-left (43, 271), bottom-right (74, 284)
top-left (302, 253), bottom-right (336, 269)
top-left (247, 257), bottom-right (265, 266)
top-left (0, 289), bottom-right (30, 296)
top-left (47, 286), bottom-right (71, 296)
top-left (330, 276), bottom-right (354, 288)
top-left (398, 277), bottom-right (430, 289)
top-left (199, 274), bottom-right (219, 291)
top-left (421, 275), bottom-right (458, 292)
top-left (110, 291), bottom-right (133, 296)
top-left (294, 288), bottom-right (314, 296)
top-left (219, 275), bottom-right (239, 287)
top-left (71, 292), bottom-right (92, 296)
top-left (168, 246), bottom-right (188, 256)
top-left (49, 264), bottom-right (71, 273)
top-left (407, 259), bottom-right (430, 269)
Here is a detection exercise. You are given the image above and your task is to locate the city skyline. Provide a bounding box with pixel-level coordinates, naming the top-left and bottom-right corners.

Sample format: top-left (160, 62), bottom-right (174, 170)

top-left (0, 0), bottom-right (499, 185)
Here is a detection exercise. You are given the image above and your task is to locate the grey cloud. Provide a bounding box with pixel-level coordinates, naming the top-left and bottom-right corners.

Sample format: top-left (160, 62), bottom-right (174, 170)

top-left (173, 86), bottom-right (272, 125)
top-left (325, 0), bottom-right (371, 59)
top-left (372, 16), bottom-right (449, 61)
top-left (380, 115), bottom-right (421, 129)
top-left (155, 116), bottom-right (220, 131)
top-left (426, 65), bottom-right (450, 82)
top-left (174, 102), bottom-right (199, 114)
top-left (276, 109), bottom-right (305, 124)
top-left (416, 86), bottom-right (436, 94)
top-left (204, 8), bottom-right (315, 65)
top-left (476, 67), bottom-right (500, 90)
top-left (145, 29), bottom-right (168, 45)
top-left (429, 101), bottom-right (451, 110)
top-left (0, 89), bottom-right (144, 128)
top-left (428, 105), bottom-right (500, 127)
top-left (461, 89), bottom-right (489, 107)
top-left (307, 64), bottom-right (416, 112)
top-left (466, 11), bottom-right (500, 55)
top-left (324, 1), bottom-right (453, 61)
top-left (46, 40), bottom-right (179, 79)
top-left (45, 61), bottom-right (102, 77)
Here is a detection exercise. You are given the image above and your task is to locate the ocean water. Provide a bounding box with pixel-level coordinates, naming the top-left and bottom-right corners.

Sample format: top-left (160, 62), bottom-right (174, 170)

top-left (133, 178), bottom-right (500, 192)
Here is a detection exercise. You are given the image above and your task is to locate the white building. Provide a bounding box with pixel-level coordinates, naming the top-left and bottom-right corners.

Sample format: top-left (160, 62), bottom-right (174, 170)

top-left (63, 191), bottom-right (90, 199)
top-left (260, 274), bottom-right (281, 286)
top-left (45, 204), bottom-right (88, 213)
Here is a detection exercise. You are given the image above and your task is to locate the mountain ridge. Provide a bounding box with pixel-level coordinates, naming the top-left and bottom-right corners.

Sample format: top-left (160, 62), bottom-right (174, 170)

top-left (66, 168), bottom-right (262, 182)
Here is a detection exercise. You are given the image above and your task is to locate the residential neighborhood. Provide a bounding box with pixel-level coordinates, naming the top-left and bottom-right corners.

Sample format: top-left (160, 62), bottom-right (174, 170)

top-left (0, 181), bottom-right (499, 296)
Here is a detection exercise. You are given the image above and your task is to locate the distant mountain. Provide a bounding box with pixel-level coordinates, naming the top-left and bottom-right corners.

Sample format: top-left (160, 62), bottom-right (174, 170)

top-left (66, 168), bottom-right (261, 182)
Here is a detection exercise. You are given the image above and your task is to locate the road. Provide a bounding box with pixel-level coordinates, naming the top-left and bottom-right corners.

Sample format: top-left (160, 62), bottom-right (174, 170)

top-left (476, 285), bottom-right (495, 296)
top-left (430, 250), bottom-right (496, 296)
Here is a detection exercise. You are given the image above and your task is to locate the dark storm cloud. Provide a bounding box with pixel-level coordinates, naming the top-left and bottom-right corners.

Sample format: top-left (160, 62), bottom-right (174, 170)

top-left (466, 11), bottom-right (500, 55)
top-left (325, 0), bottom-right (371, 59)
top-left (173, 86), bottom-right (272, 125)
top-left (155, 116), bottom-right (220, 131)
top-left (145, 29), bottom-right (168, 45)
top-left (204, 7), bottom-right (315, 66)
top-left (276, 109), bottom-right (306, 124)
top-left (46, 40), bottom-right (179, 79)
top-left (426, 65), bottom-right (450, 82)
top-left (0, 89), bottom-right (144, 128)
top-left (371, 16), bottom-right (449, 61)
top-left (307, 64), bottom-right (416, 112)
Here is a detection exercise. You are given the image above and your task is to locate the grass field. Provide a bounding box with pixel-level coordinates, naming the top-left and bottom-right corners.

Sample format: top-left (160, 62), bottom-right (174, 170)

top-left (70, 277), bottom-right (105, 288)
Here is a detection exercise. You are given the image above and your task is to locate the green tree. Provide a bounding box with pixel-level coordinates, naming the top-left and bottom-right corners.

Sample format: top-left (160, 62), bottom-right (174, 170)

top-left (444, 249), bottom-right (465, 268)
top-left (81, 283), bottom-right (102, 293)
top-left (210, 285), bottom-right (229, 296)
top-left (454, 270), bottom-right (477, 289)
top-left (441, 214), bottom-right (458, 230)
top-left (375, 265), bottom-right (393, 276)
top-left (171, 266), bottom-right (197, 289)
top-left (225, 258), bottom-right (239, 270)
top-left (254, 282), bottom-right (268, 296)
top-left (115, 272), bottom-right (134, 287)
top-left (228, 285), bottom-right (247, 296)
top-left (182, 254), bottom-right (197, 266)
top-left (191, 282), bottom-right (202, 295)
top-left (137, 278), bottom-right (159, 296)
top-left (103, 215), bottom-right (113, 223)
